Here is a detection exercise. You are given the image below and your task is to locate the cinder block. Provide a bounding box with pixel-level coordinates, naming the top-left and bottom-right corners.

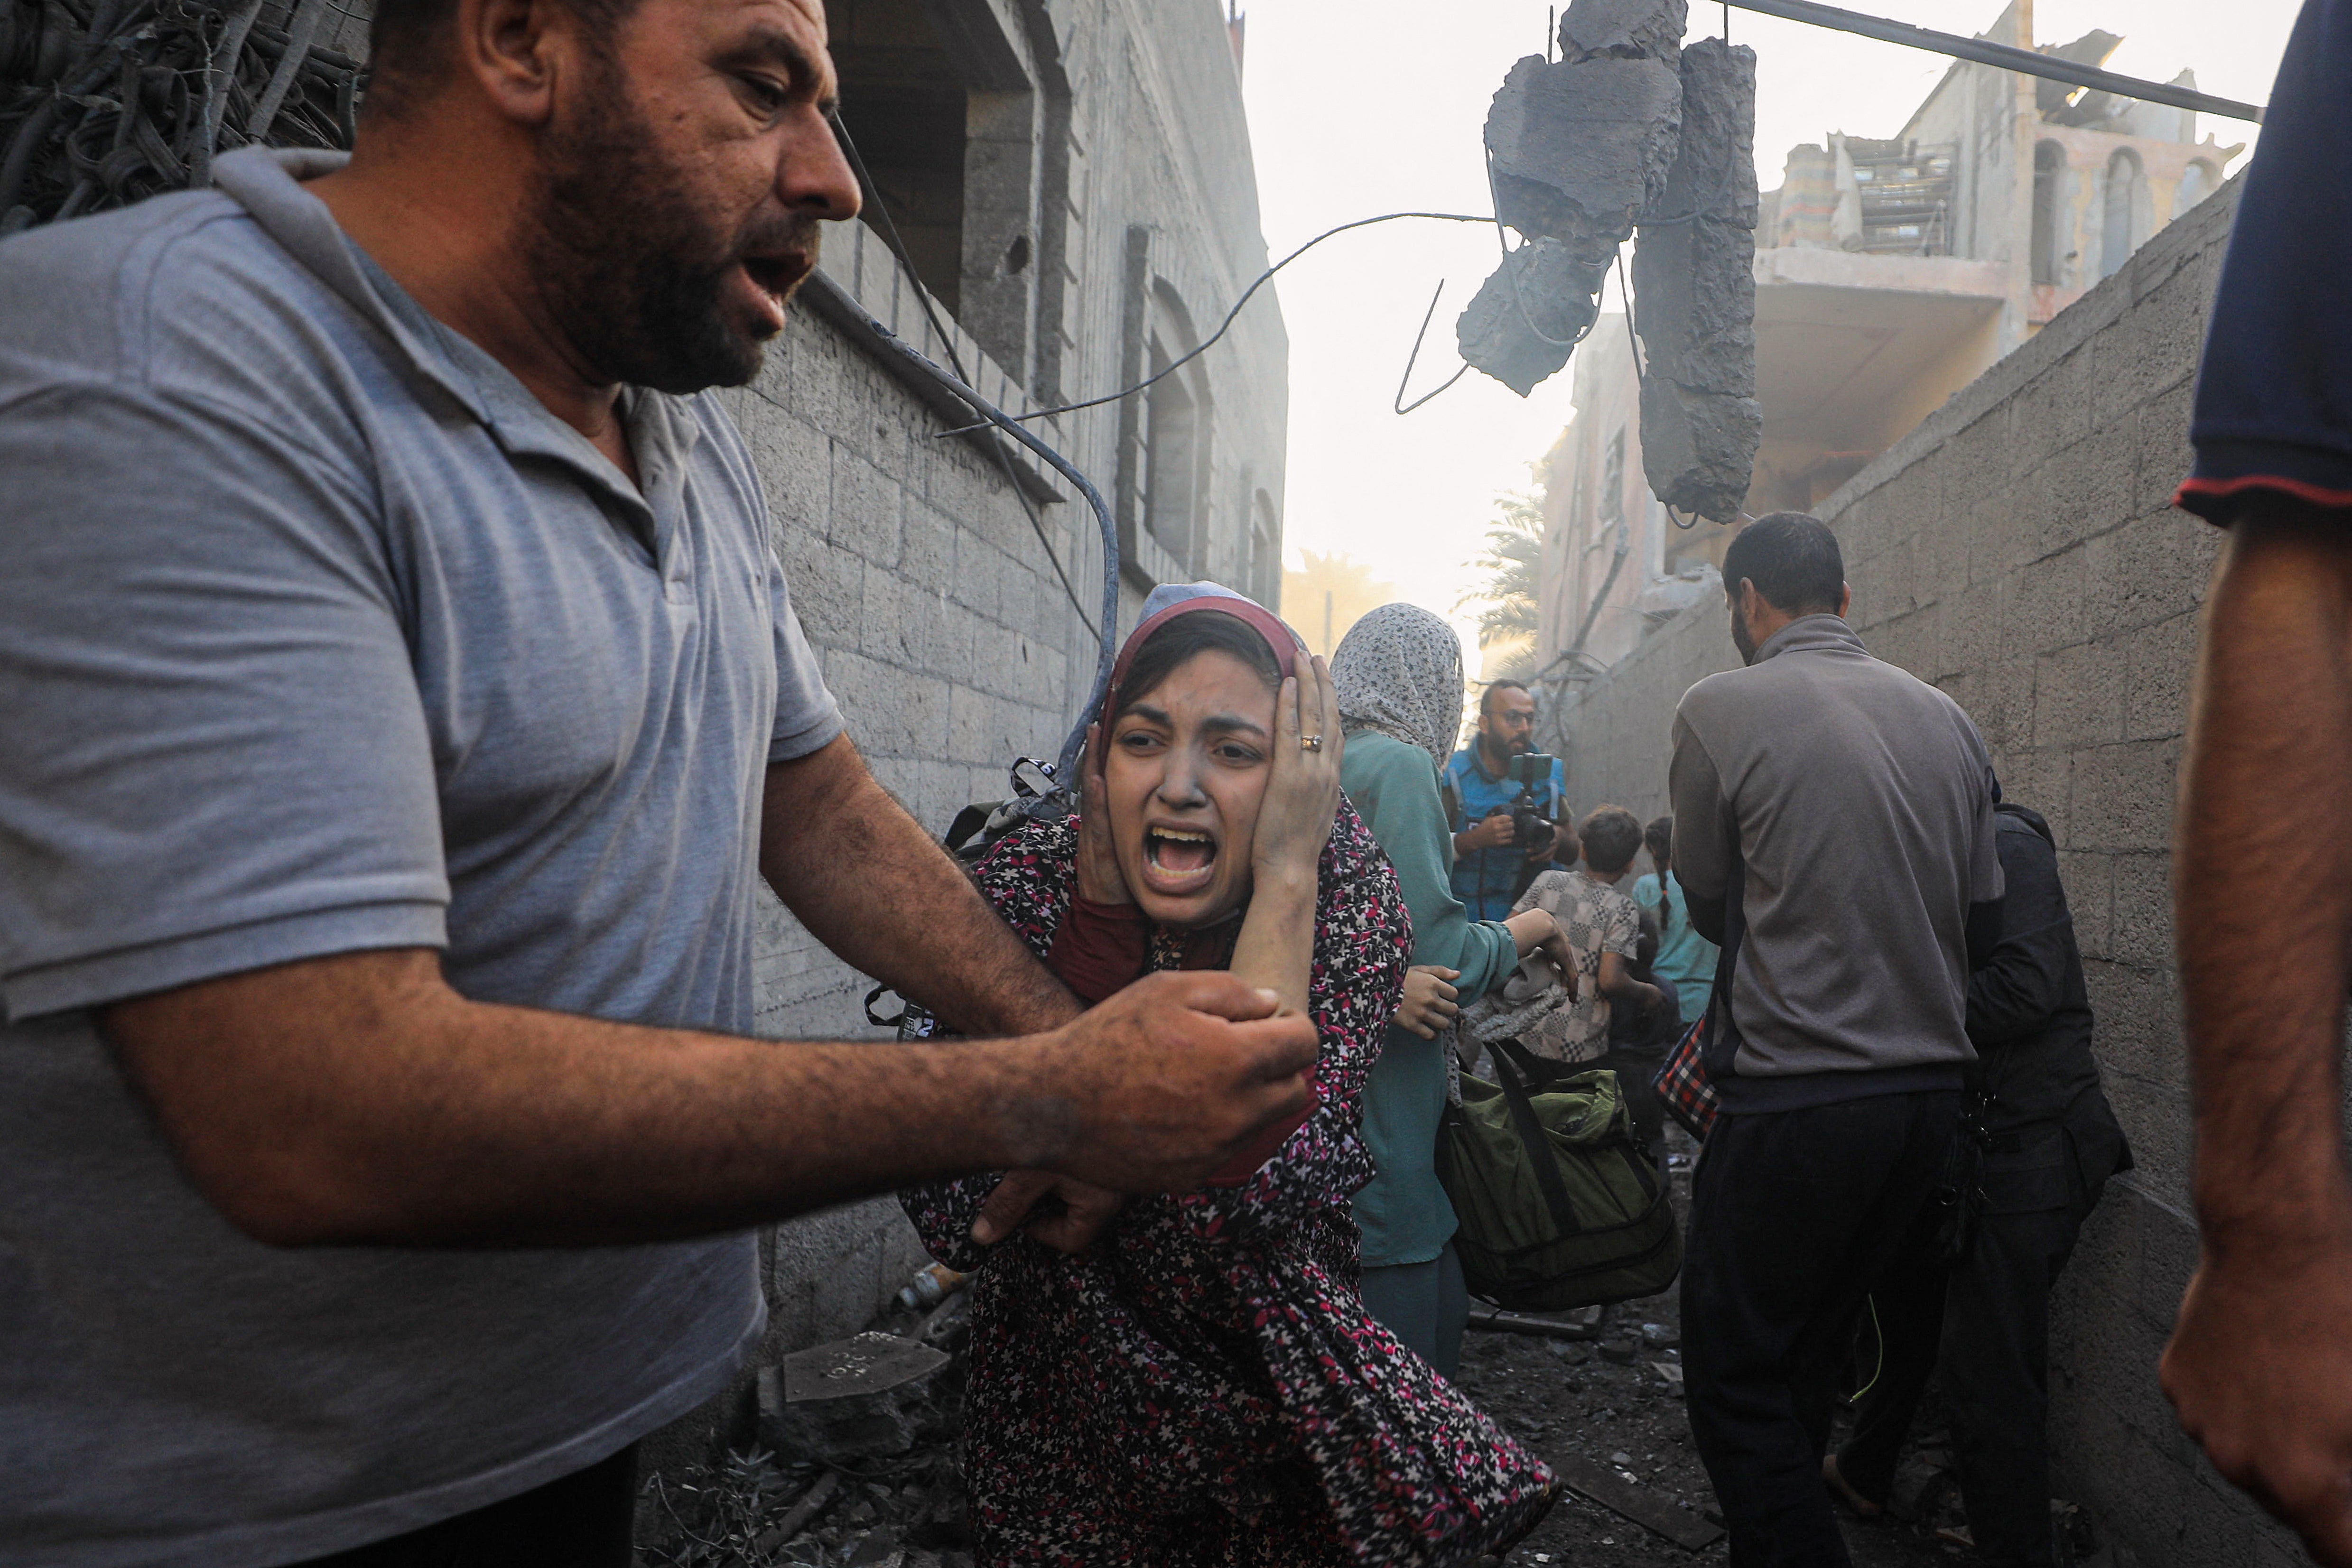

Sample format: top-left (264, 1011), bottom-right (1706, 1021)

top-left (829, 452), bottom-right (905, 570)
top-left (2009, 541), bottom-right (2089, 655)
top-left (1846, 532), bottom-right (1916, 629)
top-left (947, 683), bottom-right (996, 767)
top-left (1914, 509), bottom-right (1971, 611)
top-left (900, 499), bottom-right (958, 593)
top-left (2134, 380), bottom-right (2197, 520)
top-left (2110, 852), bottom-right (2175, 968)
top-left (2037, 428), bottom-right (2140, 559)
top-left (949, 532), bottom-right (1009, 616)
top-left (2055, 848), bottom-right (2115, 960)
top-left (1939, 659), bottom-right (2031, 755)
top-left (1943, 577), bottom-right (2007, 679)
top-left (779, 535), bottom-right (865, 649)
top-left (2068, 737), bottom-right (2181, 853)
top-left (2121, 611), bottom-right (2197, 742)
top-left (2033, 638), bottom-right (2125, 749)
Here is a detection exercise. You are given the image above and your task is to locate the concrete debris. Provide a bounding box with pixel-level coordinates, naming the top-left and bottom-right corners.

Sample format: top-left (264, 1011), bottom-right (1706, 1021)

top-left (1559, 0), bottom-right (1688, 67)
top-left (1456, 238), bottom-right (1604, 395)
top-left (1632, 37), bottom-right (1762, 522)
top-left (1467, 0), bottom-right (1687, 398)
top-left (1638, 1322), bottom-right (1680, 1349)
top-left (1485, 52), bottom-right (1683, 262)
top-left (1553, 1454), bottom-right (1727, 1551)
top-left (760, 1330), bottom-right (952, 1463)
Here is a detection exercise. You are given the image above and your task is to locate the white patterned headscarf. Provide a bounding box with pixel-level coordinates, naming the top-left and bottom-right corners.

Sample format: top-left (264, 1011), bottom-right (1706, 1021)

top-left (1330, 603), bottom-right (1466, 770)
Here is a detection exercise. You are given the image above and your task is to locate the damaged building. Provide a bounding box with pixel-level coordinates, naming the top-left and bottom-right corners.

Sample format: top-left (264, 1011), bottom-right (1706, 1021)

top-left (1532, 0), bottom-right (2239, 674)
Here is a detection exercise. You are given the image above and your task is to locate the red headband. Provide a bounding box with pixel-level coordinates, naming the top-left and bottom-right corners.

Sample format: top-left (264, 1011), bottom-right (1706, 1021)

top-left (1102, 596), bottom-right (1304, 727)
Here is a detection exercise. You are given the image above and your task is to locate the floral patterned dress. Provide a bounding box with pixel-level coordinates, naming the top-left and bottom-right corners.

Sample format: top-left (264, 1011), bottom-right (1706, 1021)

top-left (900, 800), bottom-right (1556, 1567)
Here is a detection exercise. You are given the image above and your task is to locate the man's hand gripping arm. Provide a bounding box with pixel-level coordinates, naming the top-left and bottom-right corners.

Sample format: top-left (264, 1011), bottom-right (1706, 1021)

top-left (758, 734), bottom-right (1126, 1251)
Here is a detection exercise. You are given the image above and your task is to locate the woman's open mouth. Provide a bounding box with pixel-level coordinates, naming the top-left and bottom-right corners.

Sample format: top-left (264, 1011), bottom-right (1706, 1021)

top-left (1142, 826), bottom-right (1219, 895)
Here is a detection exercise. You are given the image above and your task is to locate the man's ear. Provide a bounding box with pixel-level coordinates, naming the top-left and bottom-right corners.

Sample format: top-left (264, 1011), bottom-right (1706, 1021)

top-left (457, 0), bottom-right (571, 127)
top-left (1838, 581), bottom-right (1853, 618)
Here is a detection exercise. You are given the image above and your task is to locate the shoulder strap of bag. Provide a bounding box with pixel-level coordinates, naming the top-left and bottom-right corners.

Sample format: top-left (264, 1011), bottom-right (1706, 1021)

top-left (1489, 1040), bottom-right (1584, 1238)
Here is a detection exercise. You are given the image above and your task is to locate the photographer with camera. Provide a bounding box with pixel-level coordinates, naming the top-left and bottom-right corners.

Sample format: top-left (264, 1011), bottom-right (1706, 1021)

top-left (1444, 679), bottom-right (1574, 921)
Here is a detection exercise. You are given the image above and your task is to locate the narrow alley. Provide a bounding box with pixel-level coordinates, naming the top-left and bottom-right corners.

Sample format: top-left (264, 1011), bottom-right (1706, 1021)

top-left (635, 1144), bottom-right (2104, 1568)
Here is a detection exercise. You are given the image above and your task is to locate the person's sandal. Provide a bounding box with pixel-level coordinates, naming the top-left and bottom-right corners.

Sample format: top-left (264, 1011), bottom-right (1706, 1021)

top-left (1821, 1453), bottom-right (1884, 1520)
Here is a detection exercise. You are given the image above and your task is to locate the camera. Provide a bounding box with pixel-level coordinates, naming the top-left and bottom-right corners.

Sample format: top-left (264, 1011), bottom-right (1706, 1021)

top-left (1508, 752), bottom-right (1557, 856)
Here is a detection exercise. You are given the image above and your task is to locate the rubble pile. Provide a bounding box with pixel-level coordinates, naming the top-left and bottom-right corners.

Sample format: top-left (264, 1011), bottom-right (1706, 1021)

top-left (1631, 38), bottom-right (1764, 523)
top-left (637, 1295), bottom-right (977, 1568)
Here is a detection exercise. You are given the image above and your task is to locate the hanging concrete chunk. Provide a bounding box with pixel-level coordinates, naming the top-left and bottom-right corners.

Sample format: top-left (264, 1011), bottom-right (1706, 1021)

top-left (1632, 37), bottom-right (1761, 523)
top-left (1485, 52), bottom-right (1683, 261)
top-left (1456, 238), bottom-right (1606, 396)
top-left (1559, 0), bottom-right (1689, 66)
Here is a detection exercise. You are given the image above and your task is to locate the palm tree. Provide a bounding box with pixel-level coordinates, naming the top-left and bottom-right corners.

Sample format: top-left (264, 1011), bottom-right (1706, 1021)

top-left (1456, 492), bottom-right (1544, 654)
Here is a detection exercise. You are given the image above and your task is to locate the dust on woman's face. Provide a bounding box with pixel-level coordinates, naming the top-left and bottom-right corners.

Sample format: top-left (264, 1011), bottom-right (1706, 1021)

top-left (1102, 649), bottom-right (1280, 930)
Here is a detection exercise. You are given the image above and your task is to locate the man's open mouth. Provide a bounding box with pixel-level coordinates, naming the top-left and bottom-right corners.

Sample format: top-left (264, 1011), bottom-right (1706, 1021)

top-left (1143, 826), bottom-right (1218, 893)
top-left (742, 253), bottom-right (805, 298)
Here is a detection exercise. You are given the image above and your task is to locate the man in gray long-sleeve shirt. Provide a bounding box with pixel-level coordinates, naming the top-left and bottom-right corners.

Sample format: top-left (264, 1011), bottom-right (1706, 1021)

top-left (1669, 513), bottom-right (2004, 1568)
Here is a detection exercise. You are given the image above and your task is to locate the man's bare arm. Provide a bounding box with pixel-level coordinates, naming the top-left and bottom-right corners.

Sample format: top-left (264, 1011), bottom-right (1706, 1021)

top-left (102, 949), bottom-right (1316, 1249)
top-left (760, 735), bottom-right (1078, 1037)
top-left (2163, 501), bottom-right (2352, 1568)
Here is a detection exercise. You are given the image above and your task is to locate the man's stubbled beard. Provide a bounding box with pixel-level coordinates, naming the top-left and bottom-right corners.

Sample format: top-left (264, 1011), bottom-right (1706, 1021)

top-left (527, 47), bottom-right (818, 394)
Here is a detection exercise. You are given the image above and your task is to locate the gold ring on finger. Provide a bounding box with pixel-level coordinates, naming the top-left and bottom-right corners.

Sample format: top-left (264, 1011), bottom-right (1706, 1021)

top-left (1301, 734), bottom-right (1323, 752)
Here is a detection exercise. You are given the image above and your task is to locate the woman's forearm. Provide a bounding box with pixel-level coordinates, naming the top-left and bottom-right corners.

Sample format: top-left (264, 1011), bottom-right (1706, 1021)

top-left (1232, 872), bottom-right (1319, 1016)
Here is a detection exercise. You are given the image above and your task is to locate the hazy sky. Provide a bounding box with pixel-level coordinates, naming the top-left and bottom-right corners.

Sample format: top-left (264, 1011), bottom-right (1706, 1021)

top-left (1237, 0), bottom-right (2297, 644)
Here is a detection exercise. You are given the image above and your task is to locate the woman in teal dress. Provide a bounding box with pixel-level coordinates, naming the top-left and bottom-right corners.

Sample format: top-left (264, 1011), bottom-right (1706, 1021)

top-left (1329, 603), bottom-right (1576, 1376)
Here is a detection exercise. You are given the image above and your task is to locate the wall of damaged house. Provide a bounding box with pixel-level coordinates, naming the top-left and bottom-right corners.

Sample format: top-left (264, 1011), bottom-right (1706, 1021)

top-left (1540, 177), bottom-right (2302, 1567)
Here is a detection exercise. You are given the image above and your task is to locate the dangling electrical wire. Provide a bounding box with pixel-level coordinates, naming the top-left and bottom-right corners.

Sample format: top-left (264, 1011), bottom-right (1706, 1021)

top-left (934, 209), bottom-right (1497, 436)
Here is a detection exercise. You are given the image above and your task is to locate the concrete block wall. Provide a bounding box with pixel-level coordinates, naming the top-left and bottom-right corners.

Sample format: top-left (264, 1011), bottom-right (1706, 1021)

top-left (1550, 179), bottom-right (2306, 1566)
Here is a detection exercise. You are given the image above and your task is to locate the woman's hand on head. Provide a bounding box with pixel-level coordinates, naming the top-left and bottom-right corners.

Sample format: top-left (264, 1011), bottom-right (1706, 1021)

top-left (1249, 654), bottom-right (1343, 897)
top-left (1074, 722), bottom-right (1132, 906)
top-left (1394, 965), bottom-right (1460, 1039)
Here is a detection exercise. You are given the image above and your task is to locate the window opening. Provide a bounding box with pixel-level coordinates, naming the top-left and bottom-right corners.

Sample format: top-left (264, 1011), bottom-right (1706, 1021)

top-left (2101, 149), bottom-right (2143, 280)
top-left (825, 0), bottom-right (968, 314)
top-left (2031, 141), bottom-right (2064, 285)
top-left (1599, 429), bottom-right (1627, 535)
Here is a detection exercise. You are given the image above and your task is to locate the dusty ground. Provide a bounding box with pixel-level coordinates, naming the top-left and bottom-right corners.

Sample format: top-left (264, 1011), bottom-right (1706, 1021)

top-left (637, 1141), bottom-right (2106, 1567)
top-left (1451, 1141), bottom-right (2106, 1568)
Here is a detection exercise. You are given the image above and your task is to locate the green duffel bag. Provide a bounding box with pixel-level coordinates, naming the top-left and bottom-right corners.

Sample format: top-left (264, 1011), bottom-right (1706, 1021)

top-left (1436, 1038), bottom-right (1682, 1312)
